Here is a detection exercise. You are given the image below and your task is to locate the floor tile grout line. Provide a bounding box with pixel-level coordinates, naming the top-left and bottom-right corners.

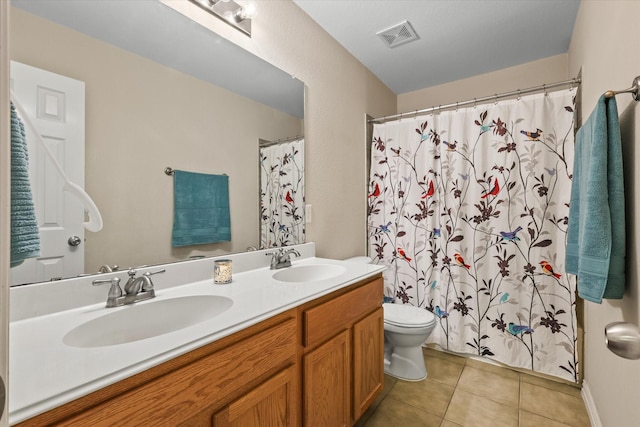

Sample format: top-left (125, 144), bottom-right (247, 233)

top-left (368, 349), bottom-right (586, 427)
top-left (383, 394), bottom-right (447, 421)
top-left (518, 408), bottom-right (574, 427)
top-left (426, 347), bottom-right (581, 394)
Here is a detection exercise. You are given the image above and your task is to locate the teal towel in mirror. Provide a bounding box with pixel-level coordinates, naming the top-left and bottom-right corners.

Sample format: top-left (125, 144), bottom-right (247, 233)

top-left (566, 95), bottom-right (625, 303)
top-left (171, 170), bottom-right (231, 247)
top-left (10, 102), bottom-right (40, 267)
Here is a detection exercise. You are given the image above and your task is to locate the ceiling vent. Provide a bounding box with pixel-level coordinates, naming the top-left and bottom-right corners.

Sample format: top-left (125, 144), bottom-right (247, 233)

top-left (377, 21), bottom-right (419, 48)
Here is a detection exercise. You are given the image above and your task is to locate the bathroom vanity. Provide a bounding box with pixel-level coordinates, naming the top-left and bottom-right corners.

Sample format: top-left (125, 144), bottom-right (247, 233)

top-left (9, 244), bottom-right (385, 426)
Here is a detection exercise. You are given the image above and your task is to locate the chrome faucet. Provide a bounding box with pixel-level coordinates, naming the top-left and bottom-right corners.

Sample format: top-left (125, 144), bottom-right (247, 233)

top-left (98, 264), bottom-right (119, 273)
top-left (266, 248), bottom-right (301, 269)
top-left (93, 268), bottom-right (165, 308)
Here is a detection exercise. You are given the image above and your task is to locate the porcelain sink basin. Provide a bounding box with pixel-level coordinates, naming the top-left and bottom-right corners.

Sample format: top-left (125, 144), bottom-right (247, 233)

top-left (63, 295), bottom-right (233, 348)
top-left (272, 264), bottom-right (347, 283)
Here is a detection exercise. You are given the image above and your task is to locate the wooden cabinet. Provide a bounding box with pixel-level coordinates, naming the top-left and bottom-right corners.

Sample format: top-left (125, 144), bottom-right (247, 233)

top-left (352, 307), bottom-right (384, 420)
top-left (213, 366), bottom-right (297, 427)
top-left (17, 311), bottom-right (298, 427)
top-left (17, 274), bottom-right (383, 427)
top-left (300, 277), bottom-right (384, 426)
top-left (303, 330), bottom-right (350, 427)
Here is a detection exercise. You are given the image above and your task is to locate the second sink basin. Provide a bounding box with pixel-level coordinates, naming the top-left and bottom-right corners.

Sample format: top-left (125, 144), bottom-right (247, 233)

top-left (63, 295), bottom-right (233, 348)
top-left (272, 264), bottom-right (347, 283)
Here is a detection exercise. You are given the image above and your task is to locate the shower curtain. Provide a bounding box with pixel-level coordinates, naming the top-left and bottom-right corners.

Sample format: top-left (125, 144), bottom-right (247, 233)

top-left (368, 89), bottom-right (579, 382)
top-left (260, 138), bottom-right (305, 248)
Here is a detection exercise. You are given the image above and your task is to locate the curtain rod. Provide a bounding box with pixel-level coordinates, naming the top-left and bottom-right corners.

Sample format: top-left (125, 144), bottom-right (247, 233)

top-left (259, 135), bottom-right (303, 147)
top-left (368, 77), bottom-right (581, 124)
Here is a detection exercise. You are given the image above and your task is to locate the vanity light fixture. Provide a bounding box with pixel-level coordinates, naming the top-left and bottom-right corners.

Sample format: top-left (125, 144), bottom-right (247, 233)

top-left (189, 0), bottom-right (253, 36)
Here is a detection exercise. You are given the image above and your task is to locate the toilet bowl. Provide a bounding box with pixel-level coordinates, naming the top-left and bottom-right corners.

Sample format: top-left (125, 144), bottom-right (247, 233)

top-left (342, 256), bottom-right (436, 381)
top-left (383, 302), bottom-right (436, 381)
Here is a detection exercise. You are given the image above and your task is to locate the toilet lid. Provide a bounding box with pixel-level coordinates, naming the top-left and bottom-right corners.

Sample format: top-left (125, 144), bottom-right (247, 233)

top-left (383, 303), bottom-right (436, 327)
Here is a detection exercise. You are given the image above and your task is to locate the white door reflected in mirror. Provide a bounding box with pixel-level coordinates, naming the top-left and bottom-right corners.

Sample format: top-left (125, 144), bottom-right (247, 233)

top-left (10, 61), bottom-right (85, 285)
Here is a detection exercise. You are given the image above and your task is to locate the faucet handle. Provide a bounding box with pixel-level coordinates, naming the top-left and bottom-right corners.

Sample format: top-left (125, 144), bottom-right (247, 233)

top-left (92, 277), bottom-right (123, 301)
top-left (141, 269), bottom-right (166, 291)
top-left (265, 248), bottom-right (284, 255)
top-left (284, 248), bottom-right (301, 258)
top-left (145, 268), bottom-right (166, 276)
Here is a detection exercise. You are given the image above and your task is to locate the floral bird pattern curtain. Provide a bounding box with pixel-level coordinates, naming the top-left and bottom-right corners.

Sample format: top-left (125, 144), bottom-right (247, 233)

top-left (368, 90), bottom-right (579, 382)
top-left (260, 138), bottom-right (305, 248)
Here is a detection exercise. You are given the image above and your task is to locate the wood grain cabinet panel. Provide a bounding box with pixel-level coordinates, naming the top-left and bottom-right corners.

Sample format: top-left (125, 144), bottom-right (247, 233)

top-left (352, 307), bottom-right (384, 421)
top-left (303, 330), bottom-right (350, 427)
top-left (303, 278), bottom-right (383, 348)
top-left (300, 276), bottom-right (384, 427)
top-left (213, 366), bottom-right (297, 427)
top-left (62, 320), bottom-right (295, 426)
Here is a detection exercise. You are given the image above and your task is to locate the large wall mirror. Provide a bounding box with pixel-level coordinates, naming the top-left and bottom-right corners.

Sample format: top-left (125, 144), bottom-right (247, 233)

top-left (9, 0), bottom-right (305, 286)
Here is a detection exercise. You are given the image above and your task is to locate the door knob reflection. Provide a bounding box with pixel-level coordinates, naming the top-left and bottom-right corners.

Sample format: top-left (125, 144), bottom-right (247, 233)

top-left (68, 236), bottom-right (82, 247)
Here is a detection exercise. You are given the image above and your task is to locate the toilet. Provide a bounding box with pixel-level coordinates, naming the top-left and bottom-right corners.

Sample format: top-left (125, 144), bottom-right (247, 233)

top-left (383, 302), bottom-right (436, 381)
top-left (344, 256), bottom-right (437, 381)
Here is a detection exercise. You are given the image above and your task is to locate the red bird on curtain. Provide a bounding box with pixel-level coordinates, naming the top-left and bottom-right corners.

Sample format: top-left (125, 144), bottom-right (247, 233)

top-left (540, 260), bottom-right (561, 279)
top-left (369, 183), bottom-right (381, 198)
top-left (285, 190), bottom-right (294, 203)
top-left (481, 178), bottom-right (499, 199)
top-left (454, 253), bottom-right (471, 269)
top-left (421, 180), bottom-right (435, 199)
top-left (397, 247), bottom-right (411, 262)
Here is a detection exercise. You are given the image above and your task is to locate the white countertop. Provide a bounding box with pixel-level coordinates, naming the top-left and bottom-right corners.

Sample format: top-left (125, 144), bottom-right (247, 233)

top-left (9, 254), bottom-right (384, 425)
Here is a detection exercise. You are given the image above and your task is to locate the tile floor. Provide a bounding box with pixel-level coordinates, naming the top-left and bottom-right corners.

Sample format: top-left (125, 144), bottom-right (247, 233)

top-left (356, 348), bottom-right (590, 427)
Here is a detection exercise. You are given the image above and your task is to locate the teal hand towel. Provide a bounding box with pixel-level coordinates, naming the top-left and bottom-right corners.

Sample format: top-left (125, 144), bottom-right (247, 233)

top-left (566, 95), bottom-right (625, 303)
top-left (171, 170), bottom-right (231, 247)
top-left (10, 102), bottom-right (40, 267)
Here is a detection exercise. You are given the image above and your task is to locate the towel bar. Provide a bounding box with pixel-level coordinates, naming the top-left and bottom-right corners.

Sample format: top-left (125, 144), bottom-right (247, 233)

top-left (604, 76), bottom-right (640, 101)
top-left (165, 167), bottom-right (227, 177)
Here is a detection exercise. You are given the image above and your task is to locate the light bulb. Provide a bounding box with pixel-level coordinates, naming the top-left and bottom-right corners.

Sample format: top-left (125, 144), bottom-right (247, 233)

top-left (235, 4), bottom-right (255, 22)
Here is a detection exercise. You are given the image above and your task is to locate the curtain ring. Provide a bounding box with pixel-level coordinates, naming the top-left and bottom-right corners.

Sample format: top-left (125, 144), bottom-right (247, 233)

top-left (494, 94), bottom-right (498, 105)
top-left (543, 83), bottom-right (548, 96)
top-left (455, 101), bottom-right (459, 112)
top-left (517, 89), bottom-right (521, 101)
top-left (473, 98), bottom-right (477, 109)
top-left (414, 109), bottom-right (419, 119)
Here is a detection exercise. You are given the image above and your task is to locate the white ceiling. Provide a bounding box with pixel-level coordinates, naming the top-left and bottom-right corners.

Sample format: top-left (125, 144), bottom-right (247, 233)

top-left (293, 0), bottom-right (580, 94)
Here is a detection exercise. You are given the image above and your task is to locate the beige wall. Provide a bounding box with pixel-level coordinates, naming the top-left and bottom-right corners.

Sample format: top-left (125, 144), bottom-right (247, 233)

top-left (10, 8), bottom-right (303, 272)
top-left (164, 0), bottom-right (397, 260)
top-left (568, 1), bottom-right (640, 426)
top-left (398, 54), bottom-right (568, 112)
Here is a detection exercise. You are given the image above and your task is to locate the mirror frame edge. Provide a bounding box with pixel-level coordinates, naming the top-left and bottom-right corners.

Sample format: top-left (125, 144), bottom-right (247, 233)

top-left (0, 2), bottom-right (11, 425)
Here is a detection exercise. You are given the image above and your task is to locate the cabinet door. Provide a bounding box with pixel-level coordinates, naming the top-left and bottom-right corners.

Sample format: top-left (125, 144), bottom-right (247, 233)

top-left (213, 366), bottom-right (297, 427)
top-left (352, 308), bottom-right (384, 421)
top-left (303, 330), bottom-right (350, 427)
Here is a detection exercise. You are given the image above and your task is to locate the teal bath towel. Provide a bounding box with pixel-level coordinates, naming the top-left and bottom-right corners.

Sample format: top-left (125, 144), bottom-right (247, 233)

top-left (566, 95), bottom-right (625, 303)
top-left (171, 170), bottom-right (231, 247)
top-left (10, 102), bottom-right (40, 267)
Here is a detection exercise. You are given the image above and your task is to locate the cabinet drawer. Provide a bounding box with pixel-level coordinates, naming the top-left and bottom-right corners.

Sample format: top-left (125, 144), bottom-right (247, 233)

top-left (303, 277), bottom-right (382, 347)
